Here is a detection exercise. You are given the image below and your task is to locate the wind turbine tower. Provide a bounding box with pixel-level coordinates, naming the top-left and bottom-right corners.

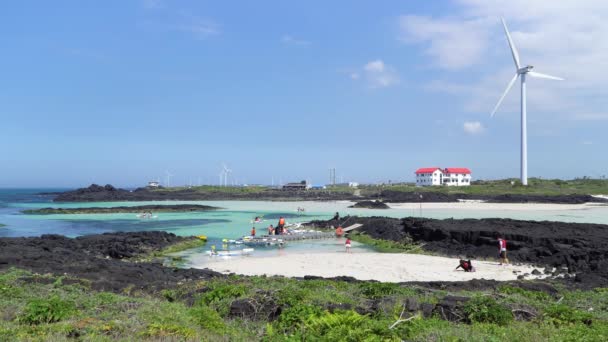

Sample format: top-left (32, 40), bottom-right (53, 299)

top-left (491, 18), bottom-right (563, 186)
top-left (165, 170), bottom-right (173, 188)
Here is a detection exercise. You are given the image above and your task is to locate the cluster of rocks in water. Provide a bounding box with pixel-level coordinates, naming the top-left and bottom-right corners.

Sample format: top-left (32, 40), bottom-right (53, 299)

top-left (308, 216), bottom-right (608, 288)
top-left (51, 184), bottom-right (608, 204)
top-left (22, 204), bottom-right (219, 215)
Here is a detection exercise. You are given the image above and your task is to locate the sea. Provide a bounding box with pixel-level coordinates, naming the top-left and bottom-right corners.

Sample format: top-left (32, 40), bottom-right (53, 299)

top-left (2, 188), bottom-right (608, 266)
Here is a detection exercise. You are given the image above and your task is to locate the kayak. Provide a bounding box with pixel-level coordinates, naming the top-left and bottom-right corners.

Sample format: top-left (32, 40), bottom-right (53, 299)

top-left (205, 248), bottom-right (254, 257)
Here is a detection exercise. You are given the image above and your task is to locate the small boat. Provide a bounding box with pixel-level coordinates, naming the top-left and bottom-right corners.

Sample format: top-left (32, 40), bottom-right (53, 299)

top-left (197, 235), bottom-right (208, 241)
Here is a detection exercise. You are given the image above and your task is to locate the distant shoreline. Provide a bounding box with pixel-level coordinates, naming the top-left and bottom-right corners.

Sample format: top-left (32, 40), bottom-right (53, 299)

top-left (48, 183), bottom-right (608, 205)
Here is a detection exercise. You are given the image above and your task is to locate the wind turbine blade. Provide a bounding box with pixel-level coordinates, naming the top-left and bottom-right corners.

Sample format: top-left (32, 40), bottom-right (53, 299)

top-left (491, 73), bottom-right (519, 117)
top-left (501, 18), bottom-right (521, 69)
top-left (528, 71), bottom-right (564, 81)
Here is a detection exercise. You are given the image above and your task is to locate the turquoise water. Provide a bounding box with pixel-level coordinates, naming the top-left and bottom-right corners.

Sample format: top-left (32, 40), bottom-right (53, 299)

top-left (2, 189), bottom-right (608, 267)
top-left (2, 189), bottom-right (608, 244)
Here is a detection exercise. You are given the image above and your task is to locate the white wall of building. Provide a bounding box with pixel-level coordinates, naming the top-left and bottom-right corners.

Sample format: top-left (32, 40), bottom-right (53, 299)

top-left (416, 169), bottom-right (443, 186)
top-left (442, 172), bottom-right (471, 186)
top-left (415, 168), bottom-right (472, 187)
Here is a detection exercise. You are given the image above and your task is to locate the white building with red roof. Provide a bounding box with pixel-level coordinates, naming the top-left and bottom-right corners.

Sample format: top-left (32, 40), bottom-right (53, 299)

top-left (414, 167), bottom-right (443, 186)
top-left (415, 167), bottom-right (472, 187)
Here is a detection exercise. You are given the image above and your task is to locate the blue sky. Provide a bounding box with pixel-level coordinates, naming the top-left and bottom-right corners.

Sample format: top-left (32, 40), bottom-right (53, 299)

top-left (1, 0), bottom-right (606, 187)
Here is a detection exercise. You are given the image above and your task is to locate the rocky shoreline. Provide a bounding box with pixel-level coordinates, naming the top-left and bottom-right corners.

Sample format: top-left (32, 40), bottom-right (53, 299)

top-left (51, 184), bottom-right (608, 204)
top-left (22, 204), bottom-right (220, 215)
top-left (307, 216), bottom-right (608, 288)
top-left (0, 232), bottom-right (220, 292)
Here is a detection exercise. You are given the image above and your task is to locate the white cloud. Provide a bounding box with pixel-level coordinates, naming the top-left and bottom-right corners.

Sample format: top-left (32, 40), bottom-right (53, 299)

top-left (362, 60), bottom-right (400, 88)
top-left (582, 141), bottom-right (593, 145)
top-left (399, 1), bottom-right (608, 119)
top-left (463, 121), bottom-right (484, 134)
top-left (350, 73), bottom-right (360, 80)
top-left (399, 15), bottom-right (491, 70)
top-left (281, 35), bottom-right (310, 46)
top-left (174, 12), bottom-right (220, 39)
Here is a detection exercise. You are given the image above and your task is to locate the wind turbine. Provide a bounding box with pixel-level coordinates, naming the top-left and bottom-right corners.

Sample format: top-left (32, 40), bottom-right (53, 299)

top-left (222, 164), bottom-right (233, 187)
top-left (491, 18), bottom-right (563, 186)
top-left (165, 170), bottom-right (173, 188)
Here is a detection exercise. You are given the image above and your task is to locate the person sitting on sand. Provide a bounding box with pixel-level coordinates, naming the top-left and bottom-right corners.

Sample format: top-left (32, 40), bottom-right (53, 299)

top-left (345, 237), bottom-right (352, 253)
top-left (498, 236), bottom-right (509, 265)
top-left (455, 259), bottom-right (475, 272)
top-left (251, 227), bottom-right (256, 237)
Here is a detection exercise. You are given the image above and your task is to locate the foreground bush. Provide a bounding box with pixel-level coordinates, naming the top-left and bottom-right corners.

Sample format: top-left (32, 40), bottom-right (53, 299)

top-left (18, 295), bottom-right (75, 325)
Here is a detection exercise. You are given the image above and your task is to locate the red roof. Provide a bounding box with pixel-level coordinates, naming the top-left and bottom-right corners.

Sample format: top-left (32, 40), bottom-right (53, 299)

top-left (415, 167), bottom-right (441, 174)
top-left (444, 168), bottom-right (471, 174)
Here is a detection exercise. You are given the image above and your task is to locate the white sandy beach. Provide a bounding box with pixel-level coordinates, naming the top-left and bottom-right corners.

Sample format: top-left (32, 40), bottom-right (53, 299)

top-left (387, 201), bottom-right (605, 211)
top-left (200, 252), bottom-right (543, 283)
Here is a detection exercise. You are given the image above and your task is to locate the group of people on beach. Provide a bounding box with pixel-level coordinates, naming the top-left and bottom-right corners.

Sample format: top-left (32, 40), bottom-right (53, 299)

top-left (251, 216), bottom-right (287, 236)
top-left (454, 235), bottom-right (510, 272)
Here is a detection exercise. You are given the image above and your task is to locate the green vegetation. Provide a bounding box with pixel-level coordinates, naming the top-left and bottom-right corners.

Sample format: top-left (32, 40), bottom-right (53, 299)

top-left (348, 232), bottom-right (428, 254)
top-left (0, 223), bottom-right (5, 228)
top-left (134, 237), bottom-right (206, 263)
top-left (371, 178), bottom-right (608, 196)
top-left (151, 178), bottom-right (608, 200)
top-left (2, 268), bottom-right (608, 341)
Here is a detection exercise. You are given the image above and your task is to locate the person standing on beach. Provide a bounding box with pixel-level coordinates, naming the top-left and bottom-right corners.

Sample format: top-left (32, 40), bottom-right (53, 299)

top-left (498, 237), bottom-right (509, 265)
top-left (345, 237), bottom-right (352, 253)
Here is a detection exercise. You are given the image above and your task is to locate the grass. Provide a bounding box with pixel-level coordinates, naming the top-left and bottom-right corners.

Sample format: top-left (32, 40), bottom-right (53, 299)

top-left (2, 268), bottom-right (607, 341)
top-left (134, 237), bottom-right (207, 263)
top-left (148, 178), bottom-right (608, 200)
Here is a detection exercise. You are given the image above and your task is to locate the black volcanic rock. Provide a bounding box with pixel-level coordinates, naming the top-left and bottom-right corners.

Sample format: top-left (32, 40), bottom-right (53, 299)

top-left (0, 232), bottom-right (221, 292)
top-left (349, 200), bottom-right (390, 209)
top-left (22, 204), bottom-right (219, 215)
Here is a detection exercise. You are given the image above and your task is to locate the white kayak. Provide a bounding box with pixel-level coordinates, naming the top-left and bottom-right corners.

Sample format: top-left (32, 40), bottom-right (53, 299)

top-left (205, 248), bottom-right (254, 257)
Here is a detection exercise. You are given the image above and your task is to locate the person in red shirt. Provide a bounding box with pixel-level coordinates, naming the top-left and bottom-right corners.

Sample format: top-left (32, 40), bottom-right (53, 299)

top-left (251, 227), bottom-right (256, 237)
top-left (498, 237), bottom-right (509, 265)
top-left (345, 237), bottom-right (352, 253)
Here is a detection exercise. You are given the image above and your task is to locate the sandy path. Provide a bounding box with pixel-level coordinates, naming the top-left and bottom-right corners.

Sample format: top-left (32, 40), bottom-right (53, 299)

top-left (199, 252), bottom-right (543, 282)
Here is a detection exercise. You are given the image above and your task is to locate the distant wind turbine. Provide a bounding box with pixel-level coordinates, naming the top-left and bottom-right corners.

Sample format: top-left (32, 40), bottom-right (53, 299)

top-left (491, 18), bottom-right (564, 186)
top-left (165, 170), bottom-right (173, 188)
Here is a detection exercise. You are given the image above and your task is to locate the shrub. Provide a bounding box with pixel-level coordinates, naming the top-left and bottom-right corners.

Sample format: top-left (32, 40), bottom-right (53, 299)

top-left (303, 310), bottom-right (398, 341)
top-left (499, 285), bottom-right (551, 301)
top-left (276, 304), bottom-right (323, 331)
top-left (544, 304), bottom-right (593, 326)
top-left (463, 297), bottom-right (513, 326)
top-left (200, 283), bottom-right (247, 305)
top-left (19, 295), bottom-right (75, 325)
top-left (358, 282), bottom-right (399, 299)
top-left (189, 304), bottom-right (226, 334)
